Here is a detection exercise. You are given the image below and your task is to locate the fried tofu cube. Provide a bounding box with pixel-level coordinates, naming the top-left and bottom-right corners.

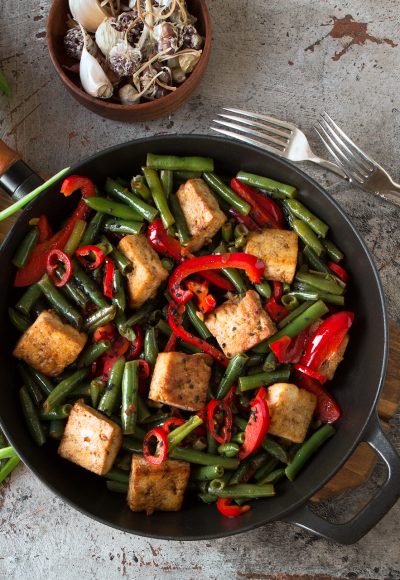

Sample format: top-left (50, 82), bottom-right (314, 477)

top-left (245, 228), bottom-right (298, 283)
top-left (13, 310), bottom-right (87, 377)
top-left (266, 383), bottom-right (317, 443)
top-left (118, 234), bottom-right (168, 308)
top-left (204, 290), bottom-right (276, 357)
top-left (176, 178), bottom-right (227, 251)
top-left (128, 455), bottom-right (190, 514)
top-left (318, 334), bottom-right (350, 380)
top-left (58, 400), bottom-right (122, 475)
top-left (148, 352), bottom-right (212, 411)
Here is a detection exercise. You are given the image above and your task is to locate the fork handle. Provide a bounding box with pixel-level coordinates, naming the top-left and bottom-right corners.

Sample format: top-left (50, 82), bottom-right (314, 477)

top-left (309, 156), bottom-right (350, 181)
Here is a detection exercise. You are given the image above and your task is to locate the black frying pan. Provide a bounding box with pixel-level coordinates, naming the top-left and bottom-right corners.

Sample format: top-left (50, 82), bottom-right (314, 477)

top-left (0, 135), bottom-right (399, 544)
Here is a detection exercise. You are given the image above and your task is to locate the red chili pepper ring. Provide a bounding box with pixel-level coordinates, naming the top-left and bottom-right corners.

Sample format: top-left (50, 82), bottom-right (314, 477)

top-left (143, 427), bottom-right (169, 465)
top-left (46, 249), bottom-right (72, 287)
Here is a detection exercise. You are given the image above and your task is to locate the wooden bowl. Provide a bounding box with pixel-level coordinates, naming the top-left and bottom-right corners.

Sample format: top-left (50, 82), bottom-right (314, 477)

top-left (47, 0), bottom-right (211, 122)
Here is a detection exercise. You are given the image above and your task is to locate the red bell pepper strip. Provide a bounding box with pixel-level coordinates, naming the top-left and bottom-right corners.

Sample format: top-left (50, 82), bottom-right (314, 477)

top-left (206, 399), bottom-right (233, 444)
top-left (300, 311), bottom-right (354, 372)
top-left (265, 296), bottom-right (289, 323)
top-left (169, 253), bottom-right (265, 305)
top-left (295, 372), bottom-right (341, 423)
top-left (143, 427), bottom-right (169, 464)
top-left (272, 281), bottom-right (283, 301)
top-left (328, 261), bottom-right (349, 283)
top-left (162, 417), bottom-right (185, 434)
top-left (254, 194), bottom-right (285, 228)
top-left (60, 175), bottom-right (96, 222)
top-left (164, 332), bottom-right (177, 352)
top-left (102, 336), bottom-right (130, 381)
top-left (168, 301), bottom-right (228, 367)
top-left (126, 325), bottom-right (144, 360)
top-left (216, 497), bottom-right (251, 517)
top-left (75, 245), bottom-right (105, 270)
top-left (228, 207), bottom-right (260, 231)
top-left (269, 329), bottom-right (309, 364)
top-left (103, 257), bottom-right (115, 299)
top-left (238, 387), bottom-right (270, 460)
top-left (93, 323), bottom-right (117, 343)
top-left (46, 249), bottom-right (72, 287)
top-left (230, 178), bottom-right (279, 228)
top-left (185, 279), bottom-right (216, 314)
top-left (37, 215), bottom-right (53, 243)
top-left (293, 363), bottom-right (328, 385)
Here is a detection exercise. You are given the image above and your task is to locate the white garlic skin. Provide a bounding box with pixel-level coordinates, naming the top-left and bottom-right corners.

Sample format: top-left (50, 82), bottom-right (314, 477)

top-left (119, 84), bottom-right (140, 105)
top-left (69, 0), bottom-right (109, 33)
top-left (179, 50), bottom-right (202, 73)
top-left (95, 18), bottom-right (124, 57)
top-left (80, 44), bottom-right (113, 98)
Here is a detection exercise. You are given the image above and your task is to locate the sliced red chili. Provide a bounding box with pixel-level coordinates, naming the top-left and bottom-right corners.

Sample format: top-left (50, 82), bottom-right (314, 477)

top-left (295, 372), bottom-right (341, 423)
top-left (293, 363), bottom-right (328, 385)
top-left (46, 249), bottom-right (72, 287)
top-left (238, 387), bottom-right (270, 460)
top-left (93, 323), bottom-right (116, 343)
top-left (207, 399), bottom-right (233, 444)
top-left (75, 245), bottom-right (105, 270)
top-left (228, 207), bottom-right (260, 231)
top-left (37, 215), bottom-right (53, 243)
top-left (254, 193), bottom-right (285, 228)
top-left (126, 325), bottom-right (144, 360)
top-left (164, 332), bottom-right (177, 352)
top-left (230, 178), bottom-right (279, 228)
top-left (265, 296), bottom-right (289, 323)
top-left (328, 261), bottom-right (349, 283)
top-left (216, 497), bottom-right (251, 517)
top-left (272, 281), bottom-right (283, 300)
top-left (185, 279), bottom-right (216, 314)
top-left (162, 418), bottom-right (185, 434)
top-left (137, 359), bottom-right (151, 380)
top-left (103, 256), bottom-right (115, 299)
top-left (269, 329), bottom-right (309, 364)
top-left (143, 427), bottom-right (169, 464)
top-left (102, 336), bottom-right (130, 381)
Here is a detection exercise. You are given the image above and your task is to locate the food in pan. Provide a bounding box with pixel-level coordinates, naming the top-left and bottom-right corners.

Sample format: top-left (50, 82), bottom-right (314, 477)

top-left (10, 154), bottom-right (354, 516)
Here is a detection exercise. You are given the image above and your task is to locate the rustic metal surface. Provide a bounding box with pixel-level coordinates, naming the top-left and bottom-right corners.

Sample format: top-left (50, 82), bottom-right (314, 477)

top-left (1, 0), bottom-right (400, 578)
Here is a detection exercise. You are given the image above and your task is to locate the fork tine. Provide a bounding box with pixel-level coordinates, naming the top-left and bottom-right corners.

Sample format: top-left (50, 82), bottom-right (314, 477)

top-left (314, 123), bottom-right (362, 184)
top-left (213, 119), bottom-right (287, 149)
top-left (321, 112), bottom-right (375, 170)
top-left (210, 126), bottom-right (285, 157)
top-left (218, 113), bottom-right (290, 140)
top-left (223, 108), bottom-right (295, 132)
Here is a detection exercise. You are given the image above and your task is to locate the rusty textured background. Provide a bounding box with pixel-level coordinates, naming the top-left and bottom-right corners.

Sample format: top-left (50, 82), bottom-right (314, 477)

top-left (0, 0), bottom-right (399, 578)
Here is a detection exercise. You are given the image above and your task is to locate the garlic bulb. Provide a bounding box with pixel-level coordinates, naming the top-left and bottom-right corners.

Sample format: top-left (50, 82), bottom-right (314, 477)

top-left (119, 84), bottom-right (140, 105)
top-left (153, 22), bottom-right (181, 54)
top-left (69, 0), bottom-right (108, 33)
top-left (179, 50), bottom-right (202, 73)
top-left (95, 18), bottom-right (124, 57)
top-left (79, 26), bottom-right (113, 98)
top-left (108, 41), bottom-right (142, 77)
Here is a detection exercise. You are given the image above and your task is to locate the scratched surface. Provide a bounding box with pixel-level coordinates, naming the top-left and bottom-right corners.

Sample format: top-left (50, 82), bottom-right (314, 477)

top-left (1, 0), bottom-right (400, 578)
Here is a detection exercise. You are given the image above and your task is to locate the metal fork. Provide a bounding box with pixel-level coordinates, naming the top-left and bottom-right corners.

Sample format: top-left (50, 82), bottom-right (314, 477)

top-left (210, 108), bottom-right (348, 180)
top-left (315, 112), bottom-right (400, 208)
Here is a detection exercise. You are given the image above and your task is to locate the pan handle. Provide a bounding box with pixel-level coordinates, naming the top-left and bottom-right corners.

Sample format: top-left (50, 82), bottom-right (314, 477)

top-left (0, 139), bottom-right (43, 201)
top-left (283, 412), bottom-right (400, 544)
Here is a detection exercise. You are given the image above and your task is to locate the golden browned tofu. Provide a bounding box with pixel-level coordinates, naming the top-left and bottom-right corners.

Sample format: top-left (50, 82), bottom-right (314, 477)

top-left (176, 178), bottom-right (227, 251)
top-left (266, 383), bottom-right (317, 443)
top-left (318, 334), bottom-right (350, 380)
top-left (118, 234), bottom-right (168, 308)
top-left (148, 352), bottom-right (212, 411)
top-left (13, 310), bottom-right (87, 377)
top-left (128, 455), bottom-right (190, 514)
top-left (204, 290), bottom-right (276, 357)
top-left (245, 228), bottom-right (298, 283)
top-left (58, 400), bottom-right (122, 475)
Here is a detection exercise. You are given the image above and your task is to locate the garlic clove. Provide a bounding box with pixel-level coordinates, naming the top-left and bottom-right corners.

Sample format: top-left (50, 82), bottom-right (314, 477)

top-left (179, 49), bottom-right (202, 73)
top-left (119, 84), bottom-right (140, 105)
top-left (171, 66), bottom-right (186, 84)
top-left (95, 17), bottom-right (124, 57)
top-left (80, 42), bottom-right (113, 98)
top-left (69, 0), bottom-right (109, 33)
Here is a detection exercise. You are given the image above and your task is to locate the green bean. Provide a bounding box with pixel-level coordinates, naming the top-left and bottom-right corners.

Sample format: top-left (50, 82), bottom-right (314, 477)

top-left (254, 457), bottom-right (279, 481)
top-left (167, 415), bottom-right (203, 451)
top-left (277, 300), bottom-right (313, 329)
top-left (63, 219), bottom-right (86, 256)
top-left (19, 386), bottom-right (46, 446)
top-left (284, 199), bottom-right (328, 237)
top-left (39, 404), bottom-right (72, 420)
top-left (322, 238), bottom-right (344, 263)
top-left (36, 274), bottom-right (81, 328)
top-left (103, 218), bottom-right (144, 235)
top-left (0, 455), bottom-right (21, 484)
top-left (161, 258), bottom-right (174, 271)
top-left (43, 369), bottom-right (88, 412)
top-left (247, 364), bottom-right (265, 376)
top-left (17, 363), bottom-right (44, 407)
top-left (221, 222), bottom-right (232, 243)
top-left (198, 492), bottom-right (217, 504)
top-left (238, 368), bottom-right (291, 392)
top-left (174, 170), bottom-right (203, 181)
top-left (84, 305), bottom-right (116, 334)
top-left (295, 271), bottom-right (344, 295)
top-left (70, 383), bottom-right (91, 397)
top-left (110, 248), bottom-right (133, 276)
top-left (209, 483), bottom-right (275, 498)
top-left (215, 353), bottom-right (248, 399)
top-left (8, 307), bottom-right (30, 333)
top-left (112, 269), bottom-right (126, 312)
top-left (98, 357), bottom-right (125, 416)
top-left (258, 467), bottom-right (285, 485)
top-left (286, 290), bottom-right (319, 302)
top-left (186, 300), bottom-right (211, 340)
top-left (84, 196), bottom-right (142, 221)
top-left (285, 424), bottom-right (336, 481)
top-left (142, 167), bottom-right (174, 229)
top-left (140, 411), bottom-right (171, 429)
top-left (255, 281), bottom-right (272, 300)
top-left (12, 226), bottom-right (39, 268)
top-left (208, 477), bottom-right (229, 493)
top-left (28, 368), bottom-right (53, 396)
top-left (303, 246), bottom-right (330, 273)
top-left (116, 452), bottom-right (133, 471)
top-left (231, 432), bottom-right (245, 445)
top-left (81, 211), bottom-right (104, 245)
top-left (281, 294), bottom-right (299, 310)
top-left (262, 351), bottom-right (276, 372)
top-left (94, 235), bottom-right (113, 257)
top-left (177, 339), bottom-right (203, 354)
top-left (106, 480), bottom-right (129, 493)
top-left (292, 286), bottom-right (345, 305)
top-left (122, 436), bottom-right (143, 453)
top-left (131, 175), bottom-right (152, 201)
top-left (236, 171), bottom-right (296, 198)
top-left (121, 361), bottom-right (139, 435)
top-left (77, 340), bottom-right (111, 368)
top-left (0, 446), bottom-right (17, 460)
top-left (169, 194), bottom-right (190, 244)
top-left (90, 378), bottom-right (104, 408)
top-left (191, 465), bottom-right (225, 481)
top-left (105, 177), bottom-right (158, 222)
top-left (147, 153), bottom-right (214, 173)
top-left (49, 419), bottom-right (65, 440)
top-left (218, 442), bottom-right (240, 457)
top-left (61, 278), bottom-right (90, 310)
top-left (207, 429), bottom-right (219, 454)
top-left (253, 300), bottom-right (329, 353)
top-left (160, 169), bottom-right (173, 198)
top-left (222, 267), bottom-right (247, 293)
top-left (72, 262), bottom-right (109, 308)
top-left (291, 218), bottom-right (325, 256)
top-left (170, 446), bottom-right (239, 469)
top-left (124, 301), bottom-right (156, 328)
top-left (156, 318), bottom-right (172, 337)
top-left (106, 468), bottom-right (130, 483)
top-left (144, 327), bottom-right (159, 367)
top-left (114, 311), bottom-right (136, 342)
top-left (203, 172), bottom-right (251, 215)
top-left (16, 284), bottom-right (42, 316)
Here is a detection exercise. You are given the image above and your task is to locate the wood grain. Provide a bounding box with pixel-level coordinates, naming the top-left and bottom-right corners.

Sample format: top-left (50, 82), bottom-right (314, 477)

top-left (0, 140), bottom-right (20, 178)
